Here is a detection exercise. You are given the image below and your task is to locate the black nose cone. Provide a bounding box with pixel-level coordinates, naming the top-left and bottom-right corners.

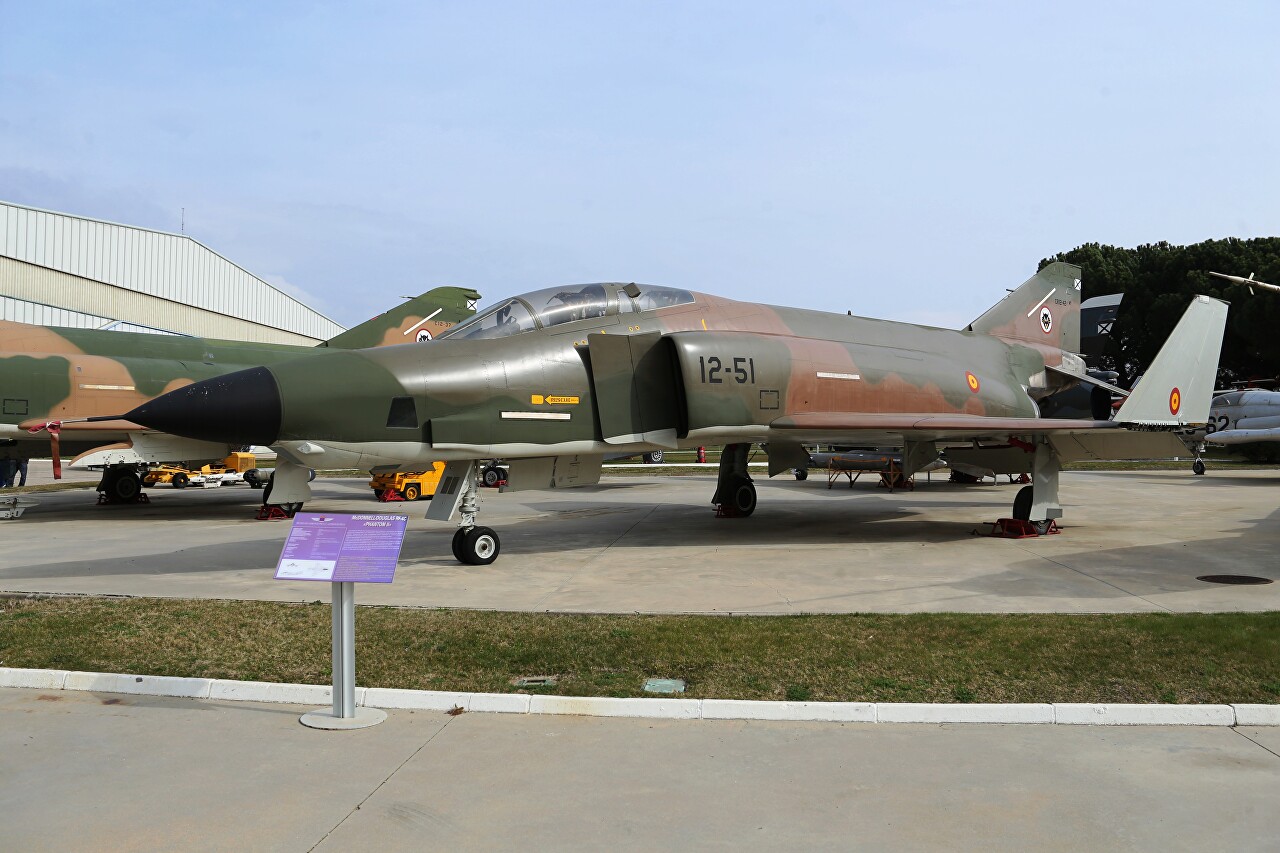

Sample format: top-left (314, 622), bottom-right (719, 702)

top-left (126, 366), bottom-right (282, 446)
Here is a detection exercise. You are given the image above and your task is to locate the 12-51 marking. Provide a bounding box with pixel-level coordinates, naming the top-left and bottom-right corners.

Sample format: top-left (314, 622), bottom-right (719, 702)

top-left (699, 356), bottom-right (755, 384)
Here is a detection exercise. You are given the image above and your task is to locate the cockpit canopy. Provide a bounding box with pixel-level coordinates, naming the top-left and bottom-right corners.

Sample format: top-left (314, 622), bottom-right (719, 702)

top-left (439, 282), bottom-right (695, 341)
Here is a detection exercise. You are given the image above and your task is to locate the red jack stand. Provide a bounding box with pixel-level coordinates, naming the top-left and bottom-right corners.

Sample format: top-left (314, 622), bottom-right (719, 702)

top-left (714, 503), bottom-right (746, 518)
top-left (256, 504), bottom-right (292, 520)
top-left (988, 518), bottom-right (1061, 538)
top-left (377, 490), bottom-right (406, 502)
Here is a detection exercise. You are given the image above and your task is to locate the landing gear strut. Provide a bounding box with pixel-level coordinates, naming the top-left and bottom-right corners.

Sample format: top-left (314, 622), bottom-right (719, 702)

top-left (1002, 438), bottom-right (1062, 536)
top-left (440, 461), bottom-right (501, 565)
top-left (712, 442), bottom-right (756, 517)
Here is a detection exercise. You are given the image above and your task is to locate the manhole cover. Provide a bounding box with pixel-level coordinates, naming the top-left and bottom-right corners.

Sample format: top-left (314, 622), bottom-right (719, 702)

top-left (1196, 574), bottom-right (1273, 585)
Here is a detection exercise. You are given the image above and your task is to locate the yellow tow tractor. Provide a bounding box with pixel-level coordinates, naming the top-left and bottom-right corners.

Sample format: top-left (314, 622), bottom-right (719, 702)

top-left (144, 452), bottom-right (263, 489)
top-left (370, 462), bottom-right (446, 502)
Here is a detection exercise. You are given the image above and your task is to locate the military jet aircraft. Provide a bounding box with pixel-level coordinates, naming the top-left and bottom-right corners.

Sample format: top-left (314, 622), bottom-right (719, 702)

top-left (116, 263), bottom-right (1227, 563)
top-left (1185, 388), bottom-right (1280, 474)
top-left (3, 287), bottom-right (477, 500)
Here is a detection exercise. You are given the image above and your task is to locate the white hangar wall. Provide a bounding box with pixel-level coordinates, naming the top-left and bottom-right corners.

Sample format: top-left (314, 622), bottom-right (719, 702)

top-left (0, 201), bottom-right (343, 344)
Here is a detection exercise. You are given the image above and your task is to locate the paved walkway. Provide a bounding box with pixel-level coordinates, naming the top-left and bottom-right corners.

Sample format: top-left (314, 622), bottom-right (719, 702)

top-left (1, 471), bottom-right (1277, 613)
top-left (3, 687), bottom-right (1278, 851)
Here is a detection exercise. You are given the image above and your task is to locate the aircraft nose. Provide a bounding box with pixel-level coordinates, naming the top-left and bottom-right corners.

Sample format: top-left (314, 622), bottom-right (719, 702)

top-left (125, 366), bottom-right (282, 446)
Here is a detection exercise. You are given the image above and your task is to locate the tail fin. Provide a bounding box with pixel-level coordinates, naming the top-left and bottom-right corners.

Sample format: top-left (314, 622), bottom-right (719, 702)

top-left (1115, 295), bottom-right (1228, 425)
top-left (319, 286), bottom-right (480, 349)
top-left (967, 262), bottom-right (1082, 354)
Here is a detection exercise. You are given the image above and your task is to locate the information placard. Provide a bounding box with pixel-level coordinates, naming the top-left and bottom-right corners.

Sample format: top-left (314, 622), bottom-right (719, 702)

top-left (274, 513), bottom-right (407, 583)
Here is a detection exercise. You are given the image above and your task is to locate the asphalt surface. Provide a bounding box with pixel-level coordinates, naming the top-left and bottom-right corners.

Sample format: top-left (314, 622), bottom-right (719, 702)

top-left (1, 469), bottom-right (1277, 613)
top-left (4, 467), bottom-right (1279, 849)
top-left (3, 687), bottom-right (1278, 852)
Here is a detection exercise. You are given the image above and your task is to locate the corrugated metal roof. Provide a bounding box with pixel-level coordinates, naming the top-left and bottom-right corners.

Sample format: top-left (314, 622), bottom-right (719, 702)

top-left (0, 200), bottom-right (342, 340)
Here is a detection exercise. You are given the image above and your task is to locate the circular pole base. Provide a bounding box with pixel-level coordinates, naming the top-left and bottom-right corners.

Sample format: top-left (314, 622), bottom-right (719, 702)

top-left (300, 707), bottom-right (387, 730)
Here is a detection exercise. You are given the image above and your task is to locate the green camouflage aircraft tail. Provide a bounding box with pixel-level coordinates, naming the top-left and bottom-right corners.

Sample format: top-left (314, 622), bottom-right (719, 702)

top-left (320, 286), bottom-right (481, 349)
top-left (967, 262), bottom-right (1082, 354)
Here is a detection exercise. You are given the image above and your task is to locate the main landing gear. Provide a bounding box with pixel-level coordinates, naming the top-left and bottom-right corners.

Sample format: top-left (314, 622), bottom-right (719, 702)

top-left (712, 442), bottom-right (756, 517)
top-left (997, 438), bottom-right (1062, 537)
top-left (451, 462), bottom-right (500, 565)
top-left (97, 466), bottom-right (149, 505)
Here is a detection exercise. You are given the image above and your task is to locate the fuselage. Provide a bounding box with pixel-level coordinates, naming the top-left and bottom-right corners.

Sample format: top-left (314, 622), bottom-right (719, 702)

top-left (1203, 389), bottom-right (1280, 445)
top-left (129, 283), bottom-right (1066, 470)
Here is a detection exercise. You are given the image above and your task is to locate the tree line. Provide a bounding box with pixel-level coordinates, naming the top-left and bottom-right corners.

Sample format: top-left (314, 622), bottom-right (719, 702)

top-left (1041, 238), bottom-right (1280, 387)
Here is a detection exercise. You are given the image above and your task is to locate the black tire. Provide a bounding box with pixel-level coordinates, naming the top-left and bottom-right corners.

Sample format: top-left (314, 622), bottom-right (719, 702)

top-left (112, 471), bottom-right (142, 502)
top-left (1012, 485), bottom-right (1033, 521)
top-left (482, 466), bottom-right (504, 487)
top-left (262, 475), bottom-right (273, 506)
top-left (285, 502), bottom-right (303, 517)
top-left (642, 451), bottom-right (664, 464)
top-left (461, 526), bottom-right (500, 565)
top-left (1192, 460), bottom-right (1206, 476)
top-left (373, 488), bottom-right (386, 500)
top-left (172, 472), bottom-right (189, 489)
top-left (403, 484), bottom-right (421, 501)
top-left (307, 468), bottom-right (316, 482)
top-left (794, 468), bottom-right (808, 481)
top-left (726, 474), bottom-right (757, 517)
top-left (451, 528), bottom-right (468, 562)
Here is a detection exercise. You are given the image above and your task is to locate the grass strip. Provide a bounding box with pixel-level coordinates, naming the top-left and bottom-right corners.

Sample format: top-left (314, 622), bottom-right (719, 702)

top-left (2, 597), bottom-right (1278, 704)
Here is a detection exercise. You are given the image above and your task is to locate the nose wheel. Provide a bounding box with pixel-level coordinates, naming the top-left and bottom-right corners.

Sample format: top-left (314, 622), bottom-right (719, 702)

top-left (451, 525), bottom-right (501, 565)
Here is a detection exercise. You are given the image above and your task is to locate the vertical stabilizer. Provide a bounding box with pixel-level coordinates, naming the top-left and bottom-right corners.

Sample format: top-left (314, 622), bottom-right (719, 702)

top-left (1115, 295), bottom-right (1228, 425)
top-left (320, 286), bottom-right (480, 349)
top-left (968, 262), bottom-right (1082, 354)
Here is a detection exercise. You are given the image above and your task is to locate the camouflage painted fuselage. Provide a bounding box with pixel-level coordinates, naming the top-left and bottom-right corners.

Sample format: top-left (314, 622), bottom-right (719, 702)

top-left (0, 285), bottom-right (479, 460)
top-left (133, 273), bottom-right (1081, 471)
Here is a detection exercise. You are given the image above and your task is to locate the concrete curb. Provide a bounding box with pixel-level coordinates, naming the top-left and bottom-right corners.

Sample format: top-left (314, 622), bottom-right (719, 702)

top-left (1, 668), bottom-right (1274, 725)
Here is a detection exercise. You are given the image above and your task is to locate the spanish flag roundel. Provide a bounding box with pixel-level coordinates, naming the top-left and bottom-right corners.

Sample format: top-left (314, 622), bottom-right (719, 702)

top-left (1169, 387), bottom-right (1181, 416)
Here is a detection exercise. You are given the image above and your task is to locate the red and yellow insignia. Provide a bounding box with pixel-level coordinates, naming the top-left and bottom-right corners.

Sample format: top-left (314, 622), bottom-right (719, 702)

top-left (965, 371), bottom-right (980, 393)
top-left (1169, 387), bottom-right (1181, 416)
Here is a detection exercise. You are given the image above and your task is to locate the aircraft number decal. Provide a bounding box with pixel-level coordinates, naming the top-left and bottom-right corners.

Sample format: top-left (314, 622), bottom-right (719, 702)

top-left (699, 356), bottom-right (755, 385)
top-left (1205, 415), bottom-right (1230, 434)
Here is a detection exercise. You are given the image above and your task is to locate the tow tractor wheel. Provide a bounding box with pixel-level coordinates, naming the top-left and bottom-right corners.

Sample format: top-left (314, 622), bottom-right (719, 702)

top-left (482, 466), bottom-right (505, 487)
top-left (1012, 485), bottom-right (1033, 521)
top-left (459, 526), bottom-right (500, 565)
top-left (172, 472), bottom-right (189, 489)
top-left (726, 474), bottom-right (757, 517)
top-left (403, 484), bottom-right (421, 501)
top-left (1192, 459), bottom-right (1206, 476)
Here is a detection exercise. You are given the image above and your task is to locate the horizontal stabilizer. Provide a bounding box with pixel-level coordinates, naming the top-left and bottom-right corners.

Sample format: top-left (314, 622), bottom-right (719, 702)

top-left (1115, 296), bottom-right (1228, 426)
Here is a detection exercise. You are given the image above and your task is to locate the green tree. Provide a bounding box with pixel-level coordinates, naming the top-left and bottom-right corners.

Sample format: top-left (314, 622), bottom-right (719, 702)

top-left (1042, 238), bottom-right (1280, 386)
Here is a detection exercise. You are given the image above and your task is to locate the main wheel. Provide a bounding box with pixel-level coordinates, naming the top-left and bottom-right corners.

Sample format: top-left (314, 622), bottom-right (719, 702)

top-left (403, 484), bottom-right (421, 501)
top-left (793, 468), bottom-right (808, 481)
top-left (262, 475), bottom-right (273, 505)
top-left (642, 451), bottom-right (664, 464)
top-left (1192, 459), bottom-right (1206, 476)
top-left (726, 474), bottom-right (757, 517)
top-left (172, 472), bottom-right (189, 489)
top-left (460, 526), bottom-right (500, 565)
top-left (111, 471), bottom-right (142, 502)
top-left (451, 528), bottom-right (468, 562)
top-left (1012, 485), bottom-right (1033, 521)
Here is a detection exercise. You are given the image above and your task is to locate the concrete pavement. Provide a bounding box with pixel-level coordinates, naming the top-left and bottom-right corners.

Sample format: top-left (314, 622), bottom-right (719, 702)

top-left (3, 686), bottom-right (1278, 851)
top-left (1, 470), bottom-right (1276, 613)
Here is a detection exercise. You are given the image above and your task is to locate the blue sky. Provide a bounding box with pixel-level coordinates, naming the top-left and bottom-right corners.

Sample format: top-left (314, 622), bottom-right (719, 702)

top-left (3, 1), bottom-right (1278, 329)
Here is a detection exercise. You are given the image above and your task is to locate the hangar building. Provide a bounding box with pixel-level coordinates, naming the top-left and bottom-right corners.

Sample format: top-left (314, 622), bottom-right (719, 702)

top-left (0, 200), bottom-right (342, 344)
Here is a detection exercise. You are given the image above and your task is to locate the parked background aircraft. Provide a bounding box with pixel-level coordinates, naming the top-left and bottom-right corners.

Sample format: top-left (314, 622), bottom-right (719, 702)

top-left (1186, 388), bottom-right (1280, 474)
top-left (2, 287), bottom-right (478, 500)
top-left (119, 263), bottom-right (1227, 564)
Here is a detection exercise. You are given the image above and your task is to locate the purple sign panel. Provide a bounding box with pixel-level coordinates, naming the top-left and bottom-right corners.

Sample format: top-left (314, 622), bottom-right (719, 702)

top-left (275, 513), bottom-right (408, 583)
